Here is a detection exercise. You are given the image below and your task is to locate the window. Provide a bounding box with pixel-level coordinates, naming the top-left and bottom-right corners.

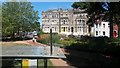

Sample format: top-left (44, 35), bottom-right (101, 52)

top-left (103, 31), bottom-right (105, 35)
top-left (86, 15), bottom-right (88, 18)
top-left (63, 20), bottom-right (66, 24)
top-left (71, 22), bottom-right (73, 24)
top-left (52, 14), bottom-right (54, 18)
top-left (45, 27), bottom-right (49, 31)
top-left (80, 27), bottom-right (81, 31)
top-left (78, 20), bottom-right (81, 24)
top-left (77, 27), bottom-right (81, 32)
top-left (61, 14), bottom-right (63, 16)
top-left (83, 20), bottom-right (85, 22)
top-left (45, 15), bottom-right (47, 17)
top-left (83, 15), bottom-right (85, 17)
top-left (55, 27), bottom-right (56, 31)
top-left (96, 31), bottom-right (98, 35)
top-left (52, 27), bottom-right (55, 31)
top-left (66, 14), bottom-right (68, 16)
top-left (96, 24), bottom-right (98, 28)
top-left (56, 14), bottom-right (58, 17)
top-left (83, 24), bottom-right (85, 26)
top-left (103, 24), bottom-right (105, 28)
top-left (63, 27), bottom-right (65, 32)
top-left (79, 14), bottom-right (82, 17)
top-left (45, 14), bottom-right (49, 18)
top-left (80, 20), bottom-right (82, 22)
top-left (52, 14), bottom-right (57, 18)
top-left (52, 20), bottom-right (54, 22)
top-left (66, 20), bottom-right (67, 22)
top-left (99, 31), bottom-right (101, 34)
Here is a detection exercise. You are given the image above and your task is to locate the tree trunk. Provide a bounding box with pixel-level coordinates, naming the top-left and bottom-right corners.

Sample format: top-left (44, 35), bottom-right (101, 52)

top-left (11, 31), bottom-right (15, 41)
top-left (88, 25), bottom-right (91, 36)
top-left (109, 11), bottom-right (113, 38)
top-left (118, 22), bottom-right (120, 38)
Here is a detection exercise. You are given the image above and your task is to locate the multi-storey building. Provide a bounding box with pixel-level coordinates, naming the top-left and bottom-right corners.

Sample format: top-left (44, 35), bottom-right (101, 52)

top-left (90, 18), bottom-right (118, 38)
top-left (42, 8), bottom-right (89, 36)
top-left (91, 21), bottom-right (110, 37)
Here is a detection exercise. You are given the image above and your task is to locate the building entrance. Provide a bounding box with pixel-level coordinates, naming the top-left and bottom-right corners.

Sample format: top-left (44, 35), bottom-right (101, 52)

top-left (71, 27), bottom-right (74, 32)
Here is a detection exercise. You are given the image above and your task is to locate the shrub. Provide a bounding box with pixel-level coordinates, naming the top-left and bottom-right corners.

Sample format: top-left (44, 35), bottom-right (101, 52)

top-left (68, 34), bottom-right (75, 38)
top-left (37, 35), bottom-right (50, 44)
top-left (37, 34), bottom-right (60, 44)
top-left (52, 34), bottom-right (60, 43)
top-left (64, 37), bottom-right (120, 55)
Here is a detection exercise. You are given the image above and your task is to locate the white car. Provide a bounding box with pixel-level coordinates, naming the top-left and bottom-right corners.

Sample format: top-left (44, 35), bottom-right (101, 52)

top-left (33, 31), bottom-right (38, 36)
top-left (25, 32), bottom-right (34, 39)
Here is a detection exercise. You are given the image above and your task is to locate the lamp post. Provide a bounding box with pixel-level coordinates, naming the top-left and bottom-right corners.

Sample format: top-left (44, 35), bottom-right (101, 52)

top-left (50, 28), bottom-right (52, 55)
top-left (49, 18), bottom-right (53, 55)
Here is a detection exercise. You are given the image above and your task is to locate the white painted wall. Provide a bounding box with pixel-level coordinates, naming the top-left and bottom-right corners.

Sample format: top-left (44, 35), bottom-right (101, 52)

top-left (91, 21), bottom-right (110, 37)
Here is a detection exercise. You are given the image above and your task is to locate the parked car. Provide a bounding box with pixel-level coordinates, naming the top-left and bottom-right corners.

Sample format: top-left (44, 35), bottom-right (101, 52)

top-left (24, 31), bottom-right (38, 39)
top-left (25, 32), bottom-right (33, 39)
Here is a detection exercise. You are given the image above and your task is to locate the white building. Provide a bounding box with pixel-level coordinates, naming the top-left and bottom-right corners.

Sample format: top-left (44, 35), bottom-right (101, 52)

top-left (91, 21), bottom-right (110, 37)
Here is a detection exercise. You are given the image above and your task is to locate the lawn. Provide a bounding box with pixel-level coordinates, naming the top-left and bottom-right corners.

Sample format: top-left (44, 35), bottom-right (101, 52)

top-left (1, 42), bottom-right (31, 46)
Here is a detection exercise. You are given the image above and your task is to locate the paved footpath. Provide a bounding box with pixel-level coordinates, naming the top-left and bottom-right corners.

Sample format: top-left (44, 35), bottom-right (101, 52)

top-left (11, 40), bottom-right (73, 68)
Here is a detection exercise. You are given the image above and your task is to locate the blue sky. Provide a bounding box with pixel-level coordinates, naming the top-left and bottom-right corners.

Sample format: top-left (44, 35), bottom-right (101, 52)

top-left (31, 2), bottom-right (74, 25)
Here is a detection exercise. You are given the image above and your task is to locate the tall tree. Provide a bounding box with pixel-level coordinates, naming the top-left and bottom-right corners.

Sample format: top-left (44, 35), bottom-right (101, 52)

top-left (33, 21), bottom-right (40, 31)
top-left (72, 2), bottom-right (120, 38)
top-left (2, 1), bottom-right (40, 38)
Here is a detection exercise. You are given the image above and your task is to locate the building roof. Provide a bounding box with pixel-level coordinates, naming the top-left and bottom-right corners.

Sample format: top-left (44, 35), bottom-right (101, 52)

top-left (42, 8), bottom-right (86, 13)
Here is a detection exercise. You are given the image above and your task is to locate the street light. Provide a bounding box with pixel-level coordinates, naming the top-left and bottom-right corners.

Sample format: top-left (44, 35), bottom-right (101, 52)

top-left (49, 18), bottom-right (53, 55)
top-left (50, 28), bottom-right (52, 55)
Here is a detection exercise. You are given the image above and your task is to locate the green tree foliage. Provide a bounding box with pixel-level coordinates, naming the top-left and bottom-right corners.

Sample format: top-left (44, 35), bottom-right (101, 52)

top-left (2, 1), bottom-right (40, 37)
top-left (32, 21), bottom-right (40, 31)
top-left (0, 2), bottom-right (2, 37)
top-left (72, 2), bottom-right (120, 38)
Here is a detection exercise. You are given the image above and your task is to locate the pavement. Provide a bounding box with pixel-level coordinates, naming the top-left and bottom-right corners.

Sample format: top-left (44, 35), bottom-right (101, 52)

top-left (3, 40), bottom-right (73, 68)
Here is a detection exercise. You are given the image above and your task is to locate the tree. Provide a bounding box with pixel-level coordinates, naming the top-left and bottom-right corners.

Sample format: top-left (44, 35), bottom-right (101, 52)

top-left (72, 2), bottom-right (120, 38)
top-left (33, 21), bottom-right (40, 31)
top-left (2, 1), bottom-right (40, 38)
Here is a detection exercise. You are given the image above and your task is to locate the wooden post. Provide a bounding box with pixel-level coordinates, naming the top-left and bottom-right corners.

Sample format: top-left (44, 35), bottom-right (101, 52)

top-left (44, 59), bottom-right (47, 68)
top-left (37, 59), bottom-right (39, 68)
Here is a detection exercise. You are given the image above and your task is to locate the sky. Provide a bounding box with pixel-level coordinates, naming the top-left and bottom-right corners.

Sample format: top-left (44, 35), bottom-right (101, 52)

top-left (31, 2), bottom-right (74, 26)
